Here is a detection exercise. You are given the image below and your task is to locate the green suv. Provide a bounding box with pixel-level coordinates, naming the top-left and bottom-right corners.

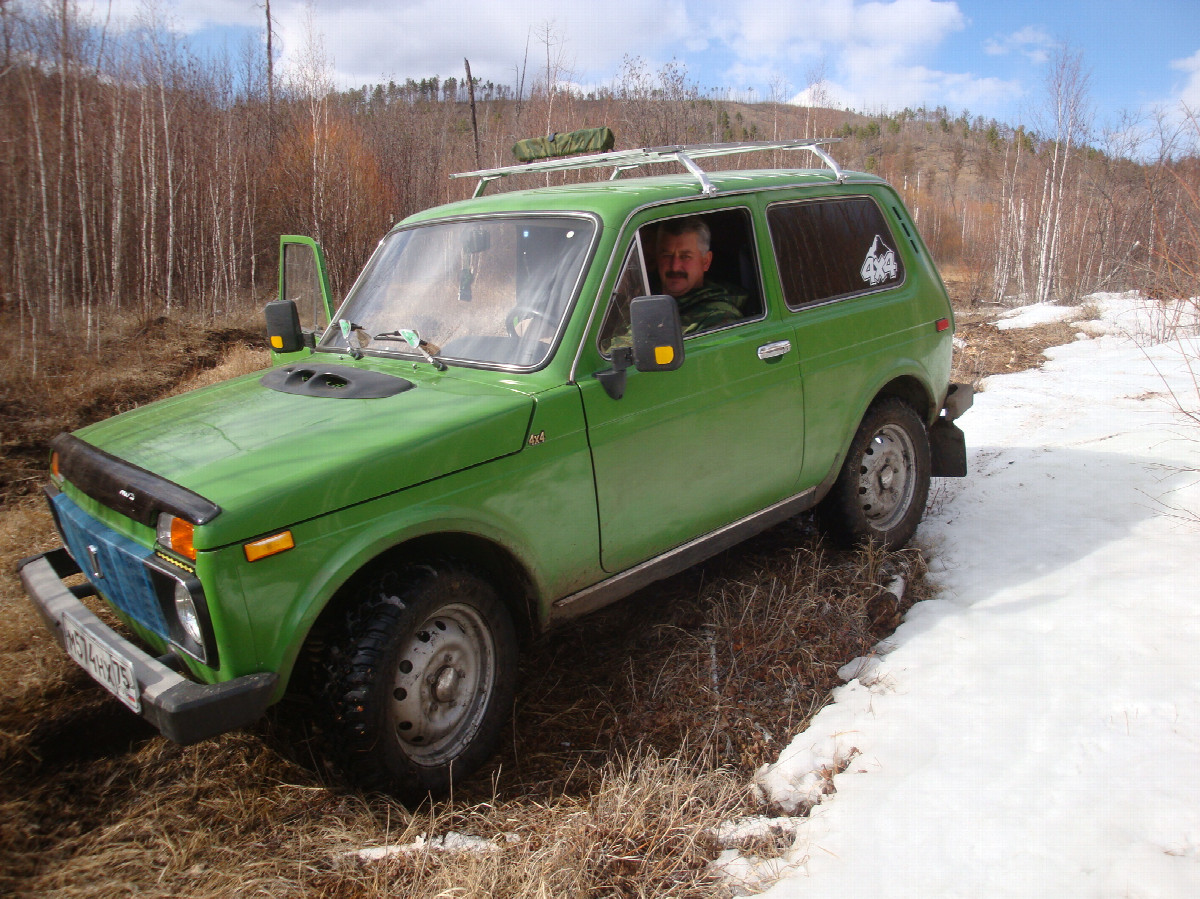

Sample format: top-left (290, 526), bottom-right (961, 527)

top-left (20, 140), bottom-right (971, 797)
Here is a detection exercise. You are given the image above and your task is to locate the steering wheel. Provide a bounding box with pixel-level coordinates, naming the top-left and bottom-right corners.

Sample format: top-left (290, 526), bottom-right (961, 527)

top-left (505, 305), bottom-right (554, 340)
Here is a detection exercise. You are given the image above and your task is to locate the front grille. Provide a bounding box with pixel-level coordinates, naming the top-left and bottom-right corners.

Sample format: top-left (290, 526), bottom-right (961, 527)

top-left (50, 491), bottom-right (170, 639)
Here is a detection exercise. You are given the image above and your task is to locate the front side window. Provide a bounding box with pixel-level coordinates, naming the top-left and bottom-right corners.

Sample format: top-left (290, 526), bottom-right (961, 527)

top-left (281, 238), bottom-right (331, 332)
top-left (768, 197), bottom-right (905, 309)
top-left (597, 236), bottom-right (650, 354)
top-left (317, 215), bottom-right (595, 369)
top-left (598, 207), bottom-right (763, 354)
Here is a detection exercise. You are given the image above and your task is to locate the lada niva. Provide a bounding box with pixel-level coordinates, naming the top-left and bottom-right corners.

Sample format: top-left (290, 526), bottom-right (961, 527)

top-left (20, 140), bottom-right (971, 798)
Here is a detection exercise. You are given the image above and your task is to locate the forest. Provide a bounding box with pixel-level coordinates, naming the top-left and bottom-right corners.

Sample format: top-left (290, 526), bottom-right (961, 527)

top-left (0, 2), bottom-right (1198, 362)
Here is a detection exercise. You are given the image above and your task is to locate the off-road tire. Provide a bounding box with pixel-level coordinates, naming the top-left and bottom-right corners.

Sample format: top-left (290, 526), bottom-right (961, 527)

top-left (320, 561), bottom-right (517, 799)
top-left (817, 398), bottom-right (931, 551)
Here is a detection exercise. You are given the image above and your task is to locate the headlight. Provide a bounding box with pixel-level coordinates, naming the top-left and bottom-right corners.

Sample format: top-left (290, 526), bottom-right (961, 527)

top-left (174, 581), bottom-right (204, 645)
top-left (146, 554), bottom-right (215, 667)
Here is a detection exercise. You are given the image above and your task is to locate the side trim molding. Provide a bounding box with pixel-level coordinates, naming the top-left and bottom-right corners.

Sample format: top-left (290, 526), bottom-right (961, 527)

top-left (549, 486), bottom-right (819, 623)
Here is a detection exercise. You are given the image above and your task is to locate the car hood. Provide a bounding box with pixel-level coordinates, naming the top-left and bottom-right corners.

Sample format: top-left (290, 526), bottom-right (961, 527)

top-left (71, 361), bottom-right (535, 548)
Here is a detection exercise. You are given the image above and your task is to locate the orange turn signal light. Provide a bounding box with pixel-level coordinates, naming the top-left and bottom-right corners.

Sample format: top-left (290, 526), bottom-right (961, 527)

top-left (244, 530), bottom-right (295, 562)
top-left (170, 517), bottom-right (196, 560)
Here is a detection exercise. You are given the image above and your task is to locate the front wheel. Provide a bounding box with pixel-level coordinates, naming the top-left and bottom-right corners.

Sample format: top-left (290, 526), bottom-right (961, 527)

top-left (817, 398), bottom-right (931, 551)
top-left (320, 562), bottom-right (517, 798)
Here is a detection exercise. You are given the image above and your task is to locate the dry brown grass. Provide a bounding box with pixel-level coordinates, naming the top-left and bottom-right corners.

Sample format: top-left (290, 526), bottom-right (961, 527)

top-left (951, 314), bottom-right (1082, 388)
top-left (0, 514), bottom-right (910, 897)
top-left (0, 308), bottom-right (265, 503)
top-left (0, 299), bottom-right (1046, 896)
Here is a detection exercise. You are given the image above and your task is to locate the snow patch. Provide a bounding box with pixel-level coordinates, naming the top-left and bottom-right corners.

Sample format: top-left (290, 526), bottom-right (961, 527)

top-left (729, 291), bottom-right (1200, 897)
top-left (710, 849), bottom-right (802, 897)
top-left (754, 730), bottom-right (862, 816)
top-left (995, 302), bottom-right (1081, 330)
top-left (348, 831), bottom-right (516, 862)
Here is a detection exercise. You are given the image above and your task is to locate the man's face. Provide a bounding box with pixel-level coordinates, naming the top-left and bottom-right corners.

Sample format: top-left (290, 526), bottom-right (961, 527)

top-left (657, 231), bottom-right (712, 298)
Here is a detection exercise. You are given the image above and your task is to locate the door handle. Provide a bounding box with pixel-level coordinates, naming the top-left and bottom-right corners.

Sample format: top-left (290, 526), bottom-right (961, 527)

top-left (757, 340), bottom-right (791, 360)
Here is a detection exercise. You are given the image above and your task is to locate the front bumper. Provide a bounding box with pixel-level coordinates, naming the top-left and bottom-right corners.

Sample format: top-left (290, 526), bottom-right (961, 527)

top-left (18, 547), bottom-right (276, 745)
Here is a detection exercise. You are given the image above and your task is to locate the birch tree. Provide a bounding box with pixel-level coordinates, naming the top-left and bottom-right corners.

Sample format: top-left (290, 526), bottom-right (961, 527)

top-left (1032, 46), bottom-right (1091, 305)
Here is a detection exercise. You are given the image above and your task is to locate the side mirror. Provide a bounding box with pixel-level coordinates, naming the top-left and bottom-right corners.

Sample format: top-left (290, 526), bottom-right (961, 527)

top-left (629, 294), bottom-right (684, 372)
top-left (594, 295), bottom-right (685, 399)
top-left (265, 299), bottom-right (310, 355)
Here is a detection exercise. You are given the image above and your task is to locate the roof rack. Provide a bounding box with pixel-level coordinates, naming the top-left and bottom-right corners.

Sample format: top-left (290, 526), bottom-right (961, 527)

top-left (450, 139), bottom-right (845, 198)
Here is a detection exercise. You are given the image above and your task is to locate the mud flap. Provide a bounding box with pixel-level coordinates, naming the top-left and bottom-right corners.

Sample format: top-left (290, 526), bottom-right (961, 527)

top-left (929, 418), bottom-right (967, 477)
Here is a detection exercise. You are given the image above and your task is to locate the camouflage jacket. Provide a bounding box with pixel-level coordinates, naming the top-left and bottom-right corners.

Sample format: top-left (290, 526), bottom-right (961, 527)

top-left (675, 280), bottom-right (749, 335)
top-left (603, 280), bottom-right (749, 352)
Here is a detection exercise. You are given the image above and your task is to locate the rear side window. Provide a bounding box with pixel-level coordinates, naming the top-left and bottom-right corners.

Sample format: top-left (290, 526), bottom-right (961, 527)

top-left (768, 197), bottom-right (904, 309)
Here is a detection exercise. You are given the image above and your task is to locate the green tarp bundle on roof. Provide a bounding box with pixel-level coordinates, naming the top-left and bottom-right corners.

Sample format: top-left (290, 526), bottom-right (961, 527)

top-left (512, 127), bottom-right (615, 163)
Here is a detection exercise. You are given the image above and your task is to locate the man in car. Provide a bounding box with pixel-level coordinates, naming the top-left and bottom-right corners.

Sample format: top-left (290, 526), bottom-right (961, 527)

top-left (655, 217), bottom-right (748, 334)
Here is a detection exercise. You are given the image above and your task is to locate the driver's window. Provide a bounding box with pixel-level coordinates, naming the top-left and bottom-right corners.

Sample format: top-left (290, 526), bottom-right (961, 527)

top-left (281, 239), bottom-right (331, 333)
top-left (598, 235), bottom-right (650, 354)
top-left (597, 209), bottom-right (764, 356)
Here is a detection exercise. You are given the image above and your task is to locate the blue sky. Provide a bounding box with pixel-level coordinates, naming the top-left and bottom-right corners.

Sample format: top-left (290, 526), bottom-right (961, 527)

top-left (91, 0), bottom-right (1199, 140)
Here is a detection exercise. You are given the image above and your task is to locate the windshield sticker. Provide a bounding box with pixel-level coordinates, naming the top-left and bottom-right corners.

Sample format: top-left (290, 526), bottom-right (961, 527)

top-left (860, 235), bottom-right (898, 286)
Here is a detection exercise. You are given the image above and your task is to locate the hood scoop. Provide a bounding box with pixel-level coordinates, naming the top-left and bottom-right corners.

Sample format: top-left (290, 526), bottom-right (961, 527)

top-left (261, 364), bottom-right (414, 399)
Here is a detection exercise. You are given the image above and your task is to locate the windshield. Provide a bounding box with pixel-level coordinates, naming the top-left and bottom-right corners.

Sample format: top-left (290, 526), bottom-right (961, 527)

top-left (317, 215), bottom-right (595, 369)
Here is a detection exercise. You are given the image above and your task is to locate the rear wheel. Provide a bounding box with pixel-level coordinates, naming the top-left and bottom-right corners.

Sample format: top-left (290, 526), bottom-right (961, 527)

top-left (320, 561), bottom-right (517, 799)
top-left (817, 398), bottom-right (931, 551)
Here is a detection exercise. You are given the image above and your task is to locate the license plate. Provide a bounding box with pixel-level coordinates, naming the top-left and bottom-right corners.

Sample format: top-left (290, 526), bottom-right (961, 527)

top-left (62, 612), bottom-right (141, 713)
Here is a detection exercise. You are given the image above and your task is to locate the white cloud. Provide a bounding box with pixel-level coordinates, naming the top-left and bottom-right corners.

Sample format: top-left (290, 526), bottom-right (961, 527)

top-left (983, 25), bottom-right (1056, 64)
top-left (1170, 48), bottom-right (1200, 113)
top-left (270, 1), bottom-right (701, 92)
top-left (82, 0), bottom-right (264, 33)
top-left (726, 0), bottom-right (964, 61)
top-left (79, 0), bottom-right (698, 92)
top-left (76, 0), bottom-right (1022, 119)
top-left (723, 0), bottom-right (1017, 114)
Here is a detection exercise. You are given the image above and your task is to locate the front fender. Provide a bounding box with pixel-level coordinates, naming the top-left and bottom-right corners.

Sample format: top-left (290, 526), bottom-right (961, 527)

top-left (234, 420), bottom-right (601, 691)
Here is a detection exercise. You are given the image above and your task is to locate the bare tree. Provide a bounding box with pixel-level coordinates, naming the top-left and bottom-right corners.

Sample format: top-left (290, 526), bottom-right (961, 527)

top-left (1032, 46), bottom-right (1092, 304)
top-left (465, 57), bottom-right (480, 168)
top-left (264, 0), bottom-right (275, 138)
top-left (803, 58), bottom-right (829, 140)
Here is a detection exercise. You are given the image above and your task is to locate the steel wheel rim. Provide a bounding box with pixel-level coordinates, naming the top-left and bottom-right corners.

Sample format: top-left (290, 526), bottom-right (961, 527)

top-left (388, 603), bottom-right (496, 765)
top-left (856, 422), bottom-right (917, 531)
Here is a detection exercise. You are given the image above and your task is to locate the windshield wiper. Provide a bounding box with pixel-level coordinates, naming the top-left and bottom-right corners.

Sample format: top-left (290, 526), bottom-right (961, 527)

top-left (374, 329), bottom-right (447, 371)
top-left (336, 320), bottom-right (373, 359)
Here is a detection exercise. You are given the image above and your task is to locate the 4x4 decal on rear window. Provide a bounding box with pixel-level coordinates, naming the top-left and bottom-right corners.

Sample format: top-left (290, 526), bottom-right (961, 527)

top-left (860, 235), bottom-right (898, 286)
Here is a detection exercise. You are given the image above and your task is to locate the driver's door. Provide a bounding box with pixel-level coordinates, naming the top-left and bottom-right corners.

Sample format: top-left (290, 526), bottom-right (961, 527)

top-left (579, 210), bottom-right (806, 574)
top-left (273, 235), bottom-right (336, 361)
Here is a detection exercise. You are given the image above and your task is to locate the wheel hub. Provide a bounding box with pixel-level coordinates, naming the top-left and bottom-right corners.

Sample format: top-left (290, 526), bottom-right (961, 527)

top-left (858, 425), bottom-right (916, 528)
top-left (432, 663), bottom-right (462, 704)
top-left (387, 603), bottom-right (497, 764)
